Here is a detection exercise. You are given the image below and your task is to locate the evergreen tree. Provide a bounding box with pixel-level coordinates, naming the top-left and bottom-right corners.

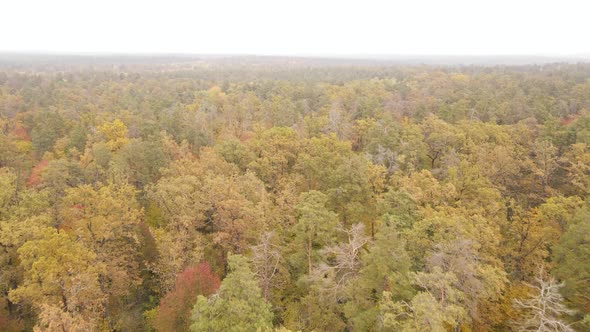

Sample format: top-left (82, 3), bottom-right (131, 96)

top-left (191, 254), bottom-right (273, 332)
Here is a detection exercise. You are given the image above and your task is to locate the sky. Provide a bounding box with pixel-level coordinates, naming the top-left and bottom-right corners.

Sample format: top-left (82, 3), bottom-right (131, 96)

top-left (1, 0), bottom-right (589, 56)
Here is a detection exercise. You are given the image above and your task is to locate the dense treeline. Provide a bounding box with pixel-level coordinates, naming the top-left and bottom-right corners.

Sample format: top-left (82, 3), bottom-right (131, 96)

top-left (1, 59), bottom-right (590, 331)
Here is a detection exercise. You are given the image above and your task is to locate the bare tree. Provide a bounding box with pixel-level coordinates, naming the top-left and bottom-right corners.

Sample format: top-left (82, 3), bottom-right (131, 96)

top-left (251, 231), bottom-right (282, 300)
top-left (314, 223), bottom-right (369, 299)
top-left (513, 275), bottom-right (574, 332)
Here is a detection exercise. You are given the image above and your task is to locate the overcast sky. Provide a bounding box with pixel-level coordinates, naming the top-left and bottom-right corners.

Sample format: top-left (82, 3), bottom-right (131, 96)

top-left (1, 0), bottom-right (588, 56)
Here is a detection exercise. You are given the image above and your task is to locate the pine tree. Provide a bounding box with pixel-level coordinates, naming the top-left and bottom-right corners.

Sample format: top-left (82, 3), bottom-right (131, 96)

top-left (191, 254), bottom-right (274, 332)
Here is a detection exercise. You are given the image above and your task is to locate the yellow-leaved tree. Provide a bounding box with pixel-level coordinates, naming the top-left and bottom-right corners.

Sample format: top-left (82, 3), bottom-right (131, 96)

top-left (97, 119), bottom-right (129, 151)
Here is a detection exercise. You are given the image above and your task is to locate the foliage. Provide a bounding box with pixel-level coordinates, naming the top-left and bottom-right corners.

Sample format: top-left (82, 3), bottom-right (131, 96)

top-left (152, 262), bottom-right (220, 332)
top-left (0, 59), bottom-right (589, 330)
top-left (191, 254), bottom-right (273, 332)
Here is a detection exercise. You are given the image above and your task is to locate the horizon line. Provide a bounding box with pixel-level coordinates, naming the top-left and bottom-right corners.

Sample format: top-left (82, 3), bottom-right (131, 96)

top-left (2, 51), bottom-right (590, 59)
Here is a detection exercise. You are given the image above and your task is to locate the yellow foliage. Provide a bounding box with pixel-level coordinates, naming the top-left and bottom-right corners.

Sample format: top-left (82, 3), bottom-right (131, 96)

top-left (97, 119), bottom-right (128, 151)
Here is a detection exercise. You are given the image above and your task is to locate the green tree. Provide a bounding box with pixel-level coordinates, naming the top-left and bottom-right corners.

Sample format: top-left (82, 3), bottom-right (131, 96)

top-left (345, 220), bottom-right (412, 331)
top-left (289, 191), bottom-right (338, 275)
top-left (553, 209), bottom-right (590, 325)
top-left (191, 254), bottom-right (273, 332)
top-left (380, 268), bottom-right (467, 332)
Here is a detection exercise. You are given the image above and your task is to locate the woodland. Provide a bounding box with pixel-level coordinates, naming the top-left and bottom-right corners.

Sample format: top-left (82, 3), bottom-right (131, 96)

top-left (1, 57), bottom-right (590, 331)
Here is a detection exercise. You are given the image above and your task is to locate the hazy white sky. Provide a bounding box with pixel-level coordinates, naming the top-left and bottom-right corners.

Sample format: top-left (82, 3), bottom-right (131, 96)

top-left (1, 0), bottom-right (588, 55)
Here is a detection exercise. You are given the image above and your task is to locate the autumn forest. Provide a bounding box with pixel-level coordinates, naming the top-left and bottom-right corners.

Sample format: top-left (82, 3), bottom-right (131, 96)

top-left (1, 56), bottom-right (590, 331)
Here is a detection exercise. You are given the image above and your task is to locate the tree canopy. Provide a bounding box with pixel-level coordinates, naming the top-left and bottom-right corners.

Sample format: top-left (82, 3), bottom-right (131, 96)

top-left (0, 57), bottom-right (589, 331)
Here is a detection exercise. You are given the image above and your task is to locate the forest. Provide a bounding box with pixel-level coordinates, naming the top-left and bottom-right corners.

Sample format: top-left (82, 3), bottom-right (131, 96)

top-left (1, 56), bottom-right (590, 331)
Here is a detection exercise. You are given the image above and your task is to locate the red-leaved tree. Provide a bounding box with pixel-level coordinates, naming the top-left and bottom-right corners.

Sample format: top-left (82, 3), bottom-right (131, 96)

top-left (26, 159), bottom-right (48, 188)
top-left (153, 262), bottom-right (220, 332)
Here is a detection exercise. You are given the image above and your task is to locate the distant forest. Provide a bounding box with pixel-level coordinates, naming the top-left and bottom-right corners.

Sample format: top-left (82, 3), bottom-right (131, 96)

top-left (1, 56), bottom-right (590, 331)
